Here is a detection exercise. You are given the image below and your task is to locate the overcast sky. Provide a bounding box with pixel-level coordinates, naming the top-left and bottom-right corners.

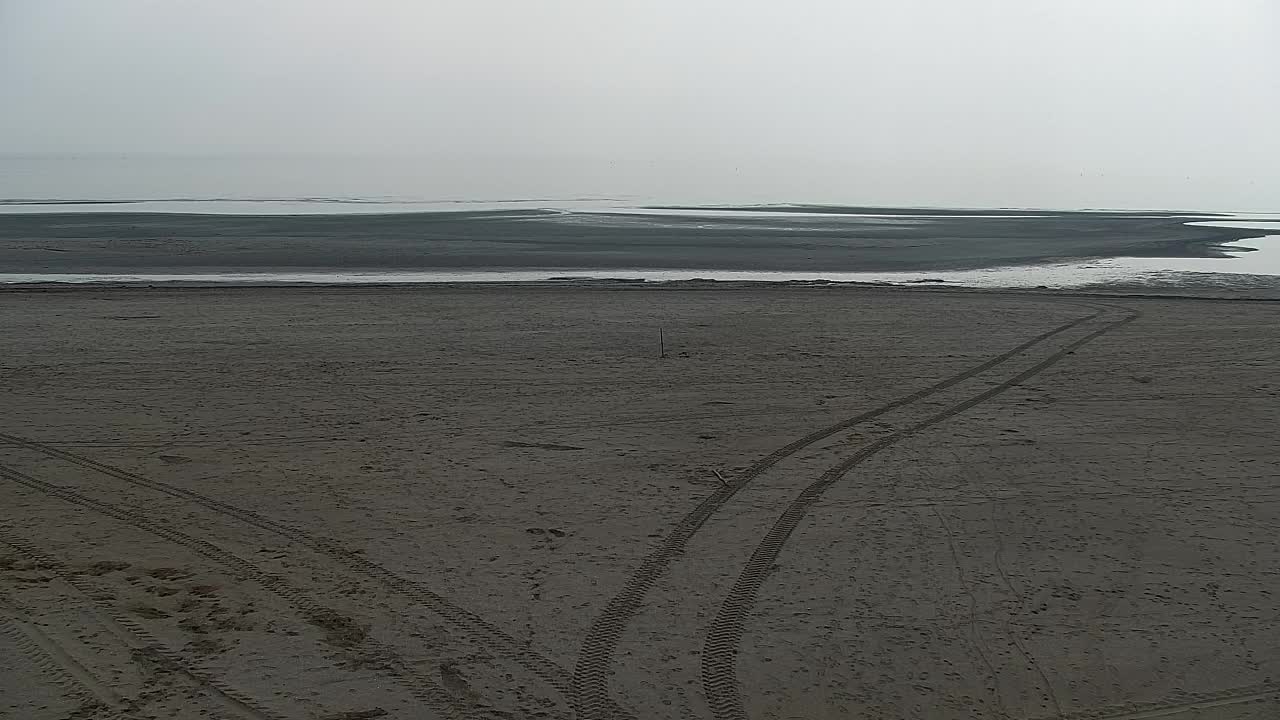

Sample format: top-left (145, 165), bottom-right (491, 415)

top-left (2, 1), bottom-right (1277, 209)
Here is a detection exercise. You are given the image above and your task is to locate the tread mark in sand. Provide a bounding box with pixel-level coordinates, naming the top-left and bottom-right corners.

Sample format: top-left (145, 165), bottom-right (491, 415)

top-left (1044, 683), bottom-right (1280, 720)
top-left (700, 307), bottom-right (1139, 720)
top-left (0, 526), bottom-right (281, 720)
top-left (0, 463), bottom-right (470, 720)
top-left (570, 304), bottom-right (1112, 719)
top-left (0, 593), bottom-right (124, 715)
top-left (0, 429), bottom-right (627, 720)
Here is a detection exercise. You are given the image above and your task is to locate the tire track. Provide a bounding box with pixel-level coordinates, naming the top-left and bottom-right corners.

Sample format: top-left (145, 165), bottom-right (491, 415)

top-left (934, 507), bottom-right (1008, 717)
top-left (0, 463), bottom-right (467, 720)
top-left (0, 527), bottom-right (277, 720)
top-left (0, 430), bottom-right (622, 719)
top-left (1037, 682), bottom-right (1280, 720)
top-left (700, 306), bottom-right (1139, 720)
top-left (0, 596), bottom-right (121, 716)
top-left (570, 306), bottom-right (1101, 719)
top-left (989, 502), bottom-right (1065, 718)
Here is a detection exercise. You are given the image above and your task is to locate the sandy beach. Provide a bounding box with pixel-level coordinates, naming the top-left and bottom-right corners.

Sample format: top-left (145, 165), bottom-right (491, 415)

top-left (1, 285), bottom-right (1278, 719)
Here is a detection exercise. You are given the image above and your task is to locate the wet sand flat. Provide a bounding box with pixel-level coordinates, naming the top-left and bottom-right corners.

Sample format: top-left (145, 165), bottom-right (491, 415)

top-left (0, 209), bottom-right (1270, 275)
top-left (0, 286), bottom-right (1277, 719)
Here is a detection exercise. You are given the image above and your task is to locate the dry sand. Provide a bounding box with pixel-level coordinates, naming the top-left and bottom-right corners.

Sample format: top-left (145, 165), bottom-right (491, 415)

top-left (0, 285), bottom-right (1277, 720)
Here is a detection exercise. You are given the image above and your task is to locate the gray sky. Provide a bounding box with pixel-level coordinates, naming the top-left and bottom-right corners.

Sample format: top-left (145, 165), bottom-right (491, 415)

top-left (2, 1), bottom-right (1278, 209)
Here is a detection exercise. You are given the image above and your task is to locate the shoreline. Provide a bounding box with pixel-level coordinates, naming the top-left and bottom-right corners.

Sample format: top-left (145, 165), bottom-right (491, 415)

top-left (2, 208), bottom-right (1275, 276)
top-left (3, 234), bottom-right (1279, 295)
top-left (3, 277), bottom-right (1278, 302)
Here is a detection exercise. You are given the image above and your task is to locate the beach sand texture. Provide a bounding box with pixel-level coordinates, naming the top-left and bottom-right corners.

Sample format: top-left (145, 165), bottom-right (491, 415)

top-left (1, 286), bottom-right (1277, 719)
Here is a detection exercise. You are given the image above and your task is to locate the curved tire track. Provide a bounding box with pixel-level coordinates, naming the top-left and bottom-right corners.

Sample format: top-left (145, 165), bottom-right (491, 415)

top-left (571, 304), bottom-right (1105, 719)
top-left (1025, 681), bottom-right (1280, 720)
top-left (0, 430), bottom-right (623, 719)
top-left (0, 463), bottom-right (466, 719)
top-left (699, 306), bottom-right (1139, 720)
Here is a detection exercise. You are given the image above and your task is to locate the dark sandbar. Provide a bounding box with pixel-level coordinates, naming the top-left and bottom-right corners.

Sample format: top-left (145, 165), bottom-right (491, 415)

top-left (0, 207), bottom-right (1270, 274)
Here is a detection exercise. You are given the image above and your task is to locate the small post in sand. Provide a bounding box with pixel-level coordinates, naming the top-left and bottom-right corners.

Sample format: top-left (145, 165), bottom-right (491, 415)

top-left (659, 327), bottom-right (666, 359)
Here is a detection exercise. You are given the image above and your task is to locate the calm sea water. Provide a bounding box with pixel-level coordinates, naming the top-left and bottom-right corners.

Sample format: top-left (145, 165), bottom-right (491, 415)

top-left (0, 153), bottom-right (635, 212)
